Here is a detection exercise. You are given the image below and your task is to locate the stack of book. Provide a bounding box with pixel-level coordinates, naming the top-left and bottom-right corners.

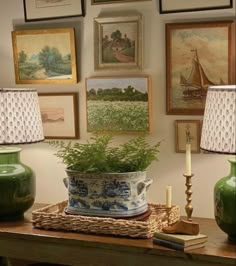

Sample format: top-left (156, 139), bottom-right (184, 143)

top-left (153, 232), bottom-right (208, 251)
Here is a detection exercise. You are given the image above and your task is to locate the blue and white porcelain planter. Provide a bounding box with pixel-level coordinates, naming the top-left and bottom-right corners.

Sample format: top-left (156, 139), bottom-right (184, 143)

top-left (64, 170), bottom-right (152, 217)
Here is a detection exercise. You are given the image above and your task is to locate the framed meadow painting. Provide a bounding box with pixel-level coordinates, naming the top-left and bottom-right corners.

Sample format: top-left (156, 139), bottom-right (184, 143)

top-left (38, 93), bottom-right (79, 139)
top-left (94, 15), bottom-right (142, 70)
top-left (86, 76), bottom-right (151, 133)
top-left (12, 28), bottom-right (77, 84)
top-left (166, 20), bottom-right (235, 115)
top-left (23, 0), bottom-right (85, 21)
top-left (175, 120), bottom-right (202, 153)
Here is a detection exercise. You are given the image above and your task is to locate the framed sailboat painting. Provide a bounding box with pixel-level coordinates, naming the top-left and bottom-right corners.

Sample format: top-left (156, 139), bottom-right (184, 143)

top-left (166, 20), bottom-right (235, 115)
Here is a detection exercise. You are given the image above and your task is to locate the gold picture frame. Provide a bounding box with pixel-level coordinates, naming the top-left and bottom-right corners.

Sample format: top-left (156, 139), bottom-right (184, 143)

top-left (166, 20), bottom-right (235, 115)
top-left (175, 120), bottom-right (202, 153)
top-left (38, 92), bottom-right (79, 139)
top-left (94, 15), bottom-right (143, 70)
top-left (12, 28), bottom-right (77, 84)
top-left (86, 76), bottom-right (152, 133)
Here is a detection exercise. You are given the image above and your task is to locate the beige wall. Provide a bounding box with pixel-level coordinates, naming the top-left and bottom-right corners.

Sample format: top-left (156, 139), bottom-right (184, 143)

top-left (0, 0), bottom-right (235, 218)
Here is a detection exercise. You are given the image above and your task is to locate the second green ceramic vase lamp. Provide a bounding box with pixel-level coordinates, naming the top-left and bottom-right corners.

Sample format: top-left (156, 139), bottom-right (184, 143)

top-left (0, 88), bottom-right (44, 221)
top-left (201, 85), bottom-right (236, 243)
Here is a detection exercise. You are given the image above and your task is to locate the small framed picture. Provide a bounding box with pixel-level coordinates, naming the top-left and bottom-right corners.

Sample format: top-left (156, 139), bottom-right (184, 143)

top-left (159, 0), bottom-right (233, 14)
top-left (175, 120), bottom-right (202, 153)
top-left (38, 93), bottom-right (79, 139)
top-left (94, 15), bottom-right (142, 70)
top-left (12, 28), bottom-right (77, 84)
top-left (23, 0), bottom-right (85, 22)
top-left (92, 0), bottom-right (150, 4)
top-left (86, 76), bottom-right (151, 133)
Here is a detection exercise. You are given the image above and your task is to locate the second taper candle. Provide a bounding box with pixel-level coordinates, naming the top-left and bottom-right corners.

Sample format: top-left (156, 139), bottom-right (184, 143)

top-left (185, 142), bottom-right (191, 175)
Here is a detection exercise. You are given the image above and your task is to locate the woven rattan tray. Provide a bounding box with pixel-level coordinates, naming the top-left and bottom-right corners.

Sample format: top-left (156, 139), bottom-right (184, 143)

top-left (32, 200), bottom-right (180, 238)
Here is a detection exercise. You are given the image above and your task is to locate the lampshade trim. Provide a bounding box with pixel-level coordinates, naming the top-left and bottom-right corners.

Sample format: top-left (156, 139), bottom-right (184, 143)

top-left (0, 147), bottom-right (22, 153)
top-left (0, 139), bottom-right (45, 145)
top-left (0, 88), bottom-right (37, 92)
top-left (200, 147), bottom-right (236, 155)
top-left (208, 85), bottom-right (236, 91)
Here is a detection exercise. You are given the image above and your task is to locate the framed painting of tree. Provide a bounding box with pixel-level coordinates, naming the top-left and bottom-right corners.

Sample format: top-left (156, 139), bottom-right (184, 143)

top-left (12, 28), bottom-right (77, 84)
top-left (94, 15), bottom-right (143, 70)
top-left (86, 76), bottom-right (152, 132)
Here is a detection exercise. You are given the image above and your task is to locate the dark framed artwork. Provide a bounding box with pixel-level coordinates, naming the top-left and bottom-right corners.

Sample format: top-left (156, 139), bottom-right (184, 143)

top-left (86, 76), bottom-right (152, 133)
top-left (12, 28), bottom-right (77, 84)
top-left (38, 93), bottom-right (79, 139)
top-left (159, 0), bottom-right (233, 14)
top-left (23, 0), bottom-right (85, 22)
top-left (175, 120), bottom-right (202, 153)
top-left (166, 20), bottom-right (235, 115)
top-left (92, 0), bottom-right (150, 4)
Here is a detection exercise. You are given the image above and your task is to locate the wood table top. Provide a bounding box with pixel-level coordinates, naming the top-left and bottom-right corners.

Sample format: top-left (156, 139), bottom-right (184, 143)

top-left (0, 203), bottom-right (235, 265)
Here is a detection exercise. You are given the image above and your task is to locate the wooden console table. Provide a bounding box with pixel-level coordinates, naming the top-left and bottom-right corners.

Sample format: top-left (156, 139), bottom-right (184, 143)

top-left (0, 203), bottom-right (235, 266)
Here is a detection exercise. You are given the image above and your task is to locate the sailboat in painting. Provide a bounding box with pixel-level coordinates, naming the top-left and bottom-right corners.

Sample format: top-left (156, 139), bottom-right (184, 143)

top-left (180, 49), bottom-right (220, 99)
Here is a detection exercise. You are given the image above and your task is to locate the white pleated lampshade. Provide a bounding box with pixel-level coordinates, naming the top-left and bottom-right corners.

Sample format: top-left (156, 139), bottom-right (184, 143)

top-left (200, 85), bottom-right (236, 154)
top-left (0, 88), bottom-right (44, 144)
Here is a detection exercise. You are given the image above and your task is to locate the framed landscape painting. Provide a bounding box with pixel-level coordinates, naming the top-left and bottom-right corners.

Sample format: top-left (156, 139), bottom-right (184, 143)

top-left (166, 20), bottom-right (235, 115)
top-left (38, 93), bottom-right (79, 139)
top-left (86, 76), bottom-right (151, 133)
top-left (23, 0), bottom-right (85, 21)
top-left (94, 15), bottom-right (142, 70)
top-left (12, 28), bottom-right (77, 84)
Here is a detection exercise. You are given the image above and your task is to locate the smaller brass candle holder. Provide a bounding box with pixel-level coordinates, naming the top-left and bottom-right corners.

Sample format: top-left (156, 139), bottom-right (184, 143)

top-left (166, 207), bottom-right (172, 226)
top-left (162, 173), bottom-right (199, 235)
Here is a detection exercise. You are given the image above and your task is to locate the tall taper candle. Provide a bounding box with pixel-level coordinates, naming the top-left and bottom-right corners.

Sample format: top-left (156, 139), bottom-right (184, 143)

top-left (166, 185), bottom-right (172, 208)
top-left (185, 143), bottom-right (191, 175)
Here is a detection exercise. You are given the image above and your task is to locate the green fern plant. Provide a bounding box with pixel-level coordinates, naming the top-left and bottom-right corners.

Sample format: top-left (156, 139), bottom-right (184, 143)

top-left (49, 135), bottom-right (160, 173)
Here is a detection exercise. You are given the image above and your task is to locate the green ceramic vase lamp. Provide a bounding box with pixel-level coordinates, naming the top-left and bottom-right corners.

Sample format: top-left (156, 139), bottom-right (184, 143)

top-left (201, 85), bottom-right (236, 243)
top-left (0, 89), bottom-right (44, 221)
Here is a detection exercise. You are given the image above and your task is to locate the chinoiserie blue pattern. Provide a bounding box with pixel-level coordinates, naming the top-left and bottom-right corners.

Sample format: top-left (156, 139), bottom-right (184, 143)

top-left (64, 171), bottom-right (152, 217)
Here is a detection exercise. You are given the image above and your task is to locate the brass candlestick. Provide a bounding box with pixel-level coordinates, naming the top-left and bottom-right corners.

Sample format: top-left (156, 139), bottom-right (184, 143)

top-left (183, 173), bottom-right (194, 221)
top-left (162, 128), bottom-right (200, 235)
top-left (166, 207), bottom-right (172, 226)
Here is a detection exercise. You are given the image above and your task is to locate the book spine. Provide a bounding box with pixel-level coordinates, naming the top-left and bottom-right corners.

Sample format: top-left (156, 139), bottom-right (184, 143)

top-left (153, 233), bottom-right (184, 244)
top-left (153, 238), bottom-right (184, 251)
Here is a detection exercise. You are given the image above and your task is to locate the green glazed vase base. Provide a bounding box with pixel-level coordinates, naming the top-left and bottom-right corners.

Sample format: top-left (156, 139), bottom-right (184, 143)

top-left (0, 148), bottom-right (35, 221)
top-left (214, 158), bottom-right (236, 242)
top-left (228, 235), bottom-right (236, 244)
